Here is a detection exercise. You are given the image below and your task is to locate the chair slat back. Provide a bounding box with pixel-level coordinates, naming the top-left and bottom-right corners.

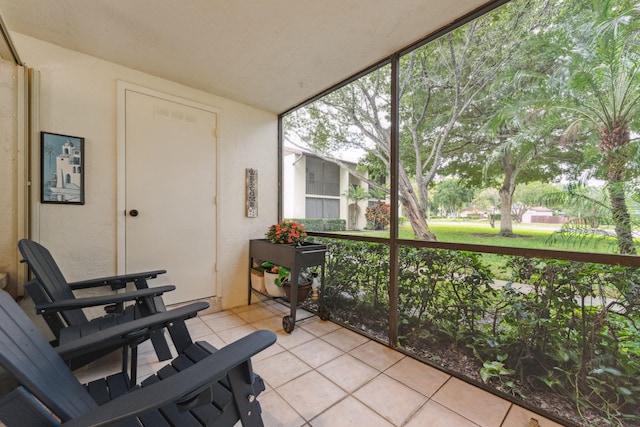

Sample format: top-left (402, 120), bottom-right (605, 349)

top-left (23, 280), bottom-right (67, 340)
top-left (0, 290), bottom-right (97, 422)
top-left (18, 239), bottom-right (88, 327)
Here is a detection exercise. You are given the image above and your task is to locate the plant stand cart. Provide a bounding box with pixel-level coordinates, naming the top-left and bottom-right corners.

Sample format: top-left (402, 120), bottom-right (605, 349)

top-left (248, 239), bottom-right (328, 333)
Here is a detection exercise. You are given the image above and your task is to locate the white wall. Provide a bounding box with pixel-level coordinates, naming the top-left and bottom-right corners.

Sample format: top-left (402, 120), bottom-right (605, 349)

top-left (283, 152), bottom-right (307, 219)
top-left (13, 33), bottom-right (278, 309)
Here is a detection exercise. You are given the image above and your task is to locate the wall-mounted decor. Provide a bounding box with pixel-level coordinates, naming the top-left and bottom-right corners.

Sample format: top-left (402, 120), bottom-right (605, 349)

top-left (41, 132), bottom-right (85, 205)
top-left (246, 168), bottom-right (258, 217)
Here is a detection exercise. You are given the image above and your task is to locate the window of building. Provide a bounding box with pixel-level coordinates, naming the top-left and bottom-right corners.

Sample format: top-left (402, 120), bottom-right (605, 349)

top-left (306, 157), bottom-right (340, 196)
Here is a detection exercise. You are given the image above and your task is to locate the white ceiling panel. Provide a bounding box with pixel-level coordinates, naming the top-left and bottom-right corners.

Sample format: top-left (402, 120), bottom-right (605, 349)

top-left (0, 0), bottom-right (492, 113)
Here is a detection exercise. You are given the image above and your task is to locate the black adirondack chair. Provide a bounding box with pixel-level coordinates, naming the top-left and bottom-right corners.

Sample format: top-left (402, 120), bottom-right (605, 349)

top-left (0, 289), bottom-right (276, 426)
top-left (17, 239), bottom-right (206, 378)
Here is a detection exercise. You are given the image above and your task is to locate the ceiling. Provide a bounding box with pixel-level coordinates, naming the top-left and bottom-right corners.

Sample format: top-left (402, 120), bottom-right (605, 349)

top-left (0, 0), bottom-right (491, 113)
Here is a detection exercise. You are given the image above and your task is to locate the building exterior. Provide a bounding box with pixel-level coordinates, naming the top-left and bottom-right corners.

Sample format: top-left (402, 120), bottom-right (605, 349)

top-left (283, 143), bottom-right (370, 231)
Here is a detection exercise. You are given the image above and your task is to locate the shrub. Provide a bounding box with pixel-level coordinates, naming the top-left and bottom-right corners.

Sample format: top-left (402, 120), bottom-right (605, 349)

top-left (286, 218), bottom-right (346, 232)
top-left (365, 202), bottom-right (391, 230)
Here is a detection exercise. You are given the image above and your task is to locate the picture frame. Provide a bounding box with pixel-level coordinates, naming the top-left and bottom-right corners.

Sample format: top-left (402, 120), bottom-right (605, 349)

top-left (41, 132), bottom-right (85, 205)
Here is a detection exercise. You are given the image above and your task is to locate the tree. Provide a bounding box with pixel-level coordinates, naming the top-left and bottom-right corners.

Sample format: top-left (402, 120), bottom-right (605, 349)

top-left (513, 181), bottom-right (561, 222)
top-left (434, 1), bottom-right (583, 237)
top-left (343, 185), bottom-right (370, 230)
top-left (369, 187), bottom-right (387, 202)
top-left (432, 179), bottom-right (474, 218)
top-left (466, 20), bottom-right (589, 236)
top-left (283, 0), bottom-right (638, 252)
top-left (473, 188), bottom-right (500, 227)
top-left (545, 181), bottom-right (640, 251)
top-left (514, 182), bottom-right (560, 209)
top-left (394, 9), bottom-right (533, 239)
top-left (482, 112), bottom-right (565, 234)
top-left (285, 1), bottom-right (546, 241)
top-left (551, 0), bottom-right (640, 254)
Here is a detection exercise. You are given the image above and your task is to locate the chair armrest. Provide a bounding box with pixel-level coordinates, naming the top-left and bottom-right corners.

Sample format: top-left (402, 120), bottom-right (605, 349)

top-left (61, 330), bottom-right (277, 427)
top-left (33, 285), bottom-right (176, 314)
top-left (55, 302), bottom-right (209, 361)
top-left (67, 270), bottom-right (167, 290)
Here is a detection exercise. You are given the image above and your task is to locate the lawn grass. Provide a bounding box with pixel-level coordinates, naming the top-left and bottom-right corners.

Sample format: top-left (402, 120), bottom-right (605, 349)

top-left (342, 221), bottom-right (621, 254)
top-left (338, 221), bottom-right (622, 279)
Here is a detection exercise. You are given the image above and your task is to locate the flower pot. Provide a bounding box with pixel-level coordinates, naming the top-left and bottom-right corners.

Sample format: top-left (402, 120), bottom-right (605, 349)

top-left (282, 280), bottom-right (312, 303)
top-left (250, 268), bottom-right (266, 293)
top-left (264, 271), bottom-right (285, 297)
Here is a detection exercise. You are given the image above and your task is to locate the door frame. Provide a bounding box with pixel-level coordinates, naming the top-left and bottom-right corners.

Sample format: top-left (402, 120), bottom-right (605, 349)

top-left (116, 81), bottom-right (222, 296)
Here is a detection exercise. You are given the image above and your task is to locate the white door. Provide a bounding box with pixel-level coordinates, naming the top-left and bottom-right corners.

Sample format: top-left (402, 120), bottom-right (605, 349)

top-left (123, 89), bottom-right (217, 304)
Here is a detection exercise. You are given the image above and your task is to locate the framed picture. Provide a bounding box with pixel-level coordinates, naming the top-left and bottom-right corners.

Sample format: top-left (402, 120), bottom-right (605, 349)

top-left (41, 132), bottom-right (85, 204)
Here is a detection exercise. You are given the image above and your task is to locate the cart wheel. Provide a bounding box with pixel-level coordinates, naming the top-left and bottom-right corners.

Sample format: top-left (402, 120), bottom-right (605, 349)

top-left (283, 315), bottom-right (295, 333)
top-left (318, 305), bottom-right (330, 321)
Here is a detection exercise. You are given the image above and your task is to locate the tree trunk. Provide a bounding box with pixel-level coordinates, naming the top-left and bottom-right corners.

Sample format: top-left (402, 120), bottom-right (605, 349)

top-left (601, 123), bottom-right (636, 255)
top-left (399, 167), bottom-right (437, 241)
top-left (498, 150), bottom-right (519, 237)
top-left (498, 187), bottom-right (514, 236)
top-left (608, 185), bottom-right (635, 255)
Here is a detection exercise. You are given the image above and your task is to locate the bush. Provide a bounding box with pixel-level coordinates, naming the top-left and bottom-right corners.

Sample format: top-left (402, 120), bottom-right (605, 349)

top-left (365, 202), bottom-right (391, 230)
top-left (286, 218), bottom-right (346, 232)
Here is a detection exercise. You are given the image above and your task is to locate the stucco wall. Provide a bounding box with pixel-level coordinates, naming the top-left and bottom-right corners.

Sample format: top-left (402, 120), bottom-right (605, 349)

top-left (12, 33), bottom-right (278, 309)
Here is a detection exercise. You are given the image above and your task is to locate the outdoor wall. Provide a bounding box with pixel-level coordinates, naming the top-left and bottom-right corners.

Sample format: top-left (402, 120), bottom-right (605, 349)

top-left (283, 152), bottom-right (307, 219)
top-left (0, 60), bottom-right (17, 293)
top-left (12, 33), bottom-right (278, 310)
top-left (339, 167), bottom-right (350, 226)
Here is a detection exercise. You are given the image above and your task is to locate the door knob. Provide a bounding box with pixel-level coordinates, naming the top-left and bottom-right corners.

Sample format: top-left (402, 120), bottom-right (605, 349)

top-left (129, 209), bottom-right (139, 217)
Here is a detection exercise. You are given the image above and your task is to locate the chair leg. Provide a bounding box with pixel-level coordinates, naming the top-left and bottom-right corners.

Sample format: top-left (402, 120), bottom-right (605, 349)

top-left (227, 362), bottom-right (265, 427)
top-left (149, 329), bottom-right (172, 361)
top-left (135, 292), bottom-right (172, 362)
top-left (130, 346), bottom-right (138, 388)
top-left (121, 345), bottom-right (139, 387)
top-left (121, 346), bottom-right (129, 380)
top-left (166, 319), bottom-right (194, 354)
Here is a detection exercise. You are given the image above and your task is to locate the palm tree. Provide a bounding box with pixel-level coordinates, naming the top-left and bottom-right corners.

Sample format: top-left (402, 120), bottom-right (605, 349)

top-left (343, 185), bottom-right (370, 230)
top-left (555, 0), bottom-right (640, 254)
top-left (544, 182), bottom-right (637, 249)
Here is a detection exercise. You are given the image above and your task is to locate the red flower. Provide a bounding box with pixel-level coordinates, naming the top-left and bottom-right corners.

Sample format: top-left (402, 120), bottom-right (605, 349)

top-left (266, 220), bottom-right (307, 245)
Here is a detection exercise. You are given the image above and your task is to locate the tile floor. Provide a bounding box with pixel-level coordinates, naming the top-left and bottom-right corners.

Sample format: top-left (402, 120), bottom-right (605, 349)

top-left (73, 299), bottom-right (567, 427)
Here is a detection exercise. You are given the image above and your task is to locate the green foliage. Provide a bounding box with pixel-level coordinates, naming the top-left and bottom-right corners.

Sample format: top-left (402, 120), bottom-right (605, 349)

top-left (343, 185), bottom-right (370, 230)
top-left (544, 183), bottom-right (640, 254)
top-left (396, 247), bottom-right (495, 345)
top-left (316, 238), bottom-right (390, 331)
top-left (476, 353), bottom-right (523, 398)
top-left (514, 182), bottom-right (561, 209)
top-left (261, 263), bottom-right (291, 287)
top-left (287, 218), bottom-right (346, 232)
top-left (432, 179), bottom-right (475, 217)
top-left (369, 187), bottom-right (387, 202)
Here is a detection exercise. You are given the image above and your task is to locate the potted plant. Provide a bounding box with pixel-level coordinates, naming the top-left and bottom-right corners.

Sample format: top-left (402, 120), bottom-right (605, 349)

top-left (261, 262), bottom-right (289, 297)
top-left (281, 270), bottom-right (314, 303)
top-left (266, 220), bottom-right (307, 245)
